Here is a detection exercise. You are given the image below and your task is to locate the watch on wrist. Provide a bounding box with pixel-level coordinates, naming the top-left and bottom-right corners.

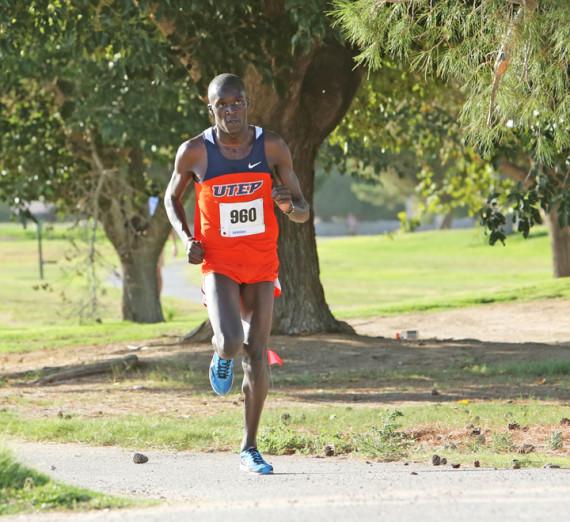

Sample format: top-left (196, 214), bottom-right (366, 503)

top-left (285, 201), bottom-right (295, 215)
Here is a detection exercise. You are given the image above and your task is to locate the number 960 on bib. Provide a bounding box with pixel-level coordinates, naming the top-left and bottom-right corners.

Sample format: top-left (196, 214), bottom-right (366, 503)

top-left (219, 199), bottom-right (265, 237)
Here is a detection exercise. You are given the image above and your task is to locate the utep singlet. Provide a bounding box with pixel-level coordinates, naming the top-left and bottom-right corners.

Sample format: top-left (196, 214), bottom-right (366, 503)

top-left (194, 126), bottom-right (280, 286)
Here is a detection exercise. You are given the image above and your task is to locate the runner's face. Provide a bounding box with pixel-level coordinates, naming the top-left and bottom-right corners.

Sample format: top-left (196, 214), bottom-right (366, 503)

top-left (208, 86), bottom-right (248, 135)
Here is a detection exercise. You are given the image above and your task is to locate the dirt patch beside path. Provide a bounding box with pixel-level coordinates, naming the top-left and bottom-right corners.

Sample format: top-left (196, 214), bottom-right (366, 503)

top-left (2, 302), bottom-right (570, 419)
top-left (349, 299), bottom-right (570, 345)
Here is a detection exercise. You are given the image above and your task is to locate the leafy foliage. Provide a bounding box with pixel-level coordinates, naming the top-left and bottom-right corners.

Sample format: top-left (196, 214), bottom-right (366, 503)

top-left (320, 67), bottom-right (509, 223)
top-left (549, 430), bottom-right (563, 451)
top-left (1, 1), bottom-right (352, 323)
top-left (355, 410), bottom-right (411, 461)
top-left (333, 0), bottom-right (570, 160)
top-left (0, 1), bottom-right (205, 212)
top-left (0, 0), bottom-right (348, 212)
top-left (332, 0), bottom-right (570, 242)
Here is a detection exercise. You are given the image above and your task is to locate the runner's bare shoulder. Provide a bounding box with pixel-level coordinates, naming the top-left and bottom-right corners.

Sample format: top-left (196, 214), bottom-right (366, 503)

top-left (263, 130), bottom-right (290, 166)
top-left (175, 134), bottom-right (207, 180)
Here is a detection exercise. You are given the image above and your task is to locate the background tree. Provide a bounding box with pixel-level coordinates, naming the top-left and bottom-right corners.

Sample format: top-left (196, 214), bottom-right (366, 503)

top-left (0, 1), bottom-right (204, 322)
top-left (334, 0), bottom-right (570, 276)
top-left (143, 0), bottom-right (362, 333)
top-left (319, 67), bottom-right (507, 230)
top-left (1, 1), bottom-right (362, 332)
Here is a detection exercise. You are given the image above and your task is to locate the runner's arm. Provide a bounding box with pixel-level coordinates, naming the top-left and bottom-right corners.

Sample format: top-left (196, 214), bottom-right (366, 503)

top-left (164, 143), bottom-right (195, 245)
top-left (267, 134), bottom-right (310, 224)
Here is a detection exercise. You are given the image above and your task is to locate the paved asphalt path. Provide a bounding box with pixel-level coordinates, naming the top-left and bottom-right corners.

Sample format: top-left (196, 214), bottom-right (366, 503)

top-left (5, 441), bottom-right (570, 521)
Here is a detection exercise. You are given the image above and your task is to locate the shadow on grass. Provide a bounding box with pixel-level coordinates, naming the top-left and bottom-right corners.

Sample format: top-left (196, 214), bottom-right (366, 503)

top-left (3, 333), bottom-right (570, 403)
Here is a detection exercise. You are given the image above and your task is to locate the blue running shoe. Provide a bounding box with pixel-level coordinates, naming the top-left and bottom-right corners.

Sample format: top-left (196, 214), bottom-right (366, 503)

top-left (240, 447), bottom-right (273, 475)
top-left (209, 352), bottom-right (234, 396)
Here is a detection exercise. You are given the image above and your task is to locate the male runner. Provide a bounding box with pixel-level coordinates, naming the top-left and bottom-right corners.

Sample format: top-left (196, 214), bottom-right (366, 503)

top-left (164, 73), bottom-right (309, 474)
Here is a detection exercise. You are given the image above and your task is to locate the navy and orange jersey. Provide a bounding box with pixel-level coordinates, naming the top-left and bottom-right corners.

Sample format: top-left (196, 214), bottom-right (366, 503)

top-left (194, 126), bottom-right (280, 285)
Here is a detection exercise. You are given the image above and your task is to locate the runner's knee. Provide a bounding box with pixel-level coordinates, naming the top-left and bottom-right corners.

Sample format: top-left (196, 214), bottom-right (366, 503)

top-left (214, 330), bottom-right (244, 359)
top-left (242, 352), bottom-right (268, 383)
top-left (243, 343), bottom-right (266, 365)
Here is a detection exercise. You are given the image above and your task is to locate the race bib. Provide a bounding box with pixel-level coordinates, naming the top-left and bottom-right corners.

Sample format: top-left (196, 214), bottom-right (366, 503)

top-left (219, 199), bottom-right (265, 237)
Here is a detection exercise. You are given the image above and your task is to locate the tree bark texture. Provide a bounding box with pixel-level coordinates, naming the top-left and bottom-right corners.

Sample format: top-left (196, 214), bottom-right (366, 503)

top-left (101, 202), bottom-right (173, 323)
top-left (97, 150), bottom-right (174, 323)
top-left (439, 212), bottom-right (453, 230)
top-left (545, 208), bottom-right (570, 278)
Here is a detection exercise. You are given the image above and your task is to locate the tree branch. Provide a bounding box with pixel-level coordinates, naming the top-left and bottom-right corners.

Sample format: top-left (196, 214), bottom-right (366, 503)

top-left (497, 158), bottom-right (530, 185)
top-left (86, 133), bottom-right (110, 317)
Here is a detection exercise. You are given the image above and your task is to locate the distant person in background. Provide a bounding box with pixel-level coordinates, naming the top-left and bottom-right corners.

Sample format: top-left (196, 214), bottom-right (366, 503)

top-left (346, 213), bottom-right (358, 235)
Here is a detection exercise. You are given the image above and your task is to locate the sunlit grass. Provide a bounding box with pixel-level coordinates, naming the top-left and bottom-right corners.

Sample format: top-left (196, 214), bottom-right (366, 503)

top-left (317, 228), bottom-right (570, 317)
top-left (3, 223), bottom-right (565, 325)
top-left (0, 223), bottom-right (206, 352)
top-left (1, 401), bottom-right (568, 468)
top-left (466, 361), bottom-right (570, 378)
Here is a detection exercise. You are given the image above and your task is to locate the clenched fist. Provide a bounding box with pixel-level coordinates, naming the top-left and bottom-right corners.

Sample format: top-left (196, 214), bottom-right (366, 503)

top-left (186, 239), bottom-right (204, 264)
top-left (271, 185), bottom-right (293, 214)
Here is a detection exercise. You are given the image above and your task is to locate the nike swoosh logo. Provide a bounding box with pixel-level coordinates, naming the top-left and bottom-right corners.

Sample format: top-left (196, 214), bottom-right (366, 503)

top-left (248, 161), bottom-right (261, 169)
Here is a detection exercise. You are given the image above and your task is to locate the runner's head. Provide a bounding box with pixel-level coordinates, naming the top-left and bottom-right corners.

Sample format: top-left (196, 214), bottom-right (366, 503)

top-left (207, 74), bottom-right (248, 135)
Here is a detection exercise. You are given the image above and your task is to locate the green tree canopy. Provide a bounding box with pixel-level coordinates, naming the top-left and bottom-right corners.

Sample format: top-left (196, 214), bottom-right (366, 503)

top-left (334, 0), bottom-right (570, 163)
top-left (0, 1), bottom-right (203, 208)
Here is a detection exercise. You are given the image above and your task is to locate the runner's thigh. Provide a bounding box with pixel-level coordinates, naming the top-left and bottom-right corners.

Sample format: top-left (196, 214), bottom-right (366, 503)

top-left (203, 273), bottom-right (243, 343)
top-left (240, 281), bottom-right (274, 347)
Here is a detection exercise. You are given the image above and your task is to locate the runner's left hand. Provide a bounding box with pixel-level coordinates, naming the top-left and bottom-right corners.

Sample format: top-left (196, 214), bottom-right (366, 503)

top-left (272, 185), bottom-right (293, 214)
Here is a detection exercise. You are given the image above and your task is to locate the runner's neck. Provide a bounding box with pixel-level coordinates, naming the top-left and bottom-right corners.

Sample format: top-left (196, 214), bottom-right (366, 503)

top-left (215, 125), bottom-right (253, 148)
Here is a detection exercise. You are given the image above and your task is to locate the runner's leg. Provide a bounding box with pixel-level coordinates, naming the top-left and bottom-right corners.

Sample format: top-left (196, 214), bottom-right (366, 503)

top-left (203, 273), bottom-right (243, 359)
top-left (239, 281), bottom-right (274, 450)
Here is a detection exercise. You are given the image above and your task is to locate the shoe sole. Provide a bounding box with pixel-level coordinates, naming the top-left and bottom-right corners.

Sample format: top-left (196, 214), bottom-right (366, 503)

top-left (240, 463), bottom-right (273, 475)
top-left (209, 377), bottom-right (233, 396)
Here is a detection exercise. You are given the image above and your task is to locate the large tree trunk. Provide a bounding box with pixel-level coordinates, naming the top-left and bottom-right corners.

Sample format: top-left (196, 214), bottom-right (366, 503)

top-left (119, 248), bottom-right (164, 322)
top-left (100, 200), bottom-right (173, 323)
top-left (61, 97), bottom-right (174, 323)
top-left (545, 208), bottom-right (570, 278)
top-left (243, 44), bottom-right (362, 333)
top-left (438, 211), bottom-right (453, 230)
top-left (96, 148), bottom-right (173, 323)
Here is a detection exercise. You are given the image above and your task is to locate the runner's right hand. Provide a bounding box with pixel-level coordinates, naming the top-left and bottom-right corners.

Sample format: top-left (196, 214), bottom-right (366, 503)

top-left (186, 240), bottom-right (204, 264)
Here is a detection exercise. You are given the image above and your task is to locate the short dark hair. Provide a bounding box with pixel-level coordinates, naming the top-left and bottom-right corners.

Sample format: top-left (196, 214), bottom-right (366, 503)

top-left (207, 73), bottom-right (246, 101)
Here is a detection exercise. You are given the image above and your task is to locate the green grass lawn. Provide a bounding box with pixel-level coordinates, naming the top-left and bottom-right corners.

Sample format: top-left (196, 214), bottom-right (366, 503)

top-left (0, 223), bottom-right (206, 352)
top-left (0, 448), bottom-right (135, 516)
top-left (318, 227), bottom-right (570, 317)
top-left (1, 222), bottom-right (568, 350)
top-left (1, 402), bottom-right (568, 469)
top-left (2, 222), bottom-right (568, 504)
